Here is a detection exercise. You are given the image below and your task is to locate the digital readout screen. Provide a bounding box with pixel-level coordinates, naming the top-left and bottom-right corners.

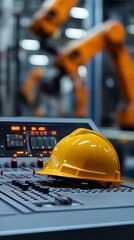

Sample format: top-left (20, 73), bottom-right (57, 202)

top-left (30, 136), bottom-right (57, 150)
top-left (6, 134), bottom-right (24, 148)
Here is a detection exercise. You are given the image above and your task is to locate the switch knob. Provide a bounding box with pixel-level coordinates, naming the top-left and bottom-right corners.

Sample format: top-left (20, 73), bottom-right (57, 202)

top-left (11, 158), bottom-right (17, 168)
top-left (37, 158), bottom-right (44, 168)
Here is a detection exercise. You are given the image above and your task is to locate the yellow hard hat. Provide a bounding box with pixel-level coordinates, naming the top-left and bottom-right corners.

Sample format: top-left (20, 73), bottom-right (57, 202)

top-left (37, 128), bottom-right (121, 187)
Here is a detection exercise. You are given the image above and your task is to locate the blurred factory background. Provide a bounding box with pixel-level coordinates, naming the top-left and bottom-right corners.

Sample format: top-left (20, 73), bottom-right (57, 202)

top-left (0, 0), bottom-right (134, 179)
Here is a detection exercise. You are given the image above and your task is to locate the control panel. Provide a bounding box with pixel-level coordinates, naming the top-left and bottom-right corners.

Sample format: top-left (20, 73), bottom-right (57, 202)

top-left (0, 117), bottom-right (134, 240)
top-left (0, 117), bottom-right (97, 171)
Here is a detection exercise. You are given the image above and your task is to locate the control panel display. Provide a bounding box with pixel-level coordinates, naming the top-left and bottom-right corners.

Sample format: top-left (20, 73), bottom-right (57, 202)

top-left (0, 118), bottom-right (95, 159)
top-left (6, 134), bottom-right (24, 148)
top-left (30, 136), bottom-right (57, 150)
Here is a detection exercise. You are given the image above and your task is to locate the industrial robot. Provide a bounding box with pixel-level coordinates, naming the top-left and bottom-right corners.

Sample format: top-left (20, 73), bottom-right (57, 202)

top-left (21, 0), bottom-right (134, 129)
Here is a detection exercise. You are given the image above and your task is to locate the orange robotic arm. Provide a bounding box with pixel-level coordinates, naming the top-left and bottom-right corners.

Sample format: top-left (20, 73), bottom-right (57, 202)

top-left (105, 33), bottom-right (134, 129)
top-left (21, 68), bottom-right (44, 105)
top-left (55, 20), bottom-right (126, 73)
top-left (55, 20), bottom-right (134, 128)
top-left (29, 0), bottom-right (79, 36)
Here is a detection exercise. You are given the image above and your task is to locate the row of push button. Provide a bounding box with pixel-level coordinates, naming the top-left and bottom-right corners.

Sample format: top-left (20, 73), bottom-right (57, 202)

top-left (3, 158), bottom-right (44, 168)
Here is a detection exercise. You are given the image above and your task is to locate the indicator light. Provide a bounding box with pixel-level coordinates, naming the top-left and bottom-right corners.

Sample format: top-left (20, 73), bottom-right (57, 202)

top-left (16, 151), bottom-right (24, 154)
top-left (31, 127), bottom-right (37, 131)
top-left (51, 131), bottom-right (57, 135)
top-left (43, 151), bottom-right (47, 154)
top-left (11, 126), bottom-right (20, 131)
top-left (38, 127), bottom-right (46, 131)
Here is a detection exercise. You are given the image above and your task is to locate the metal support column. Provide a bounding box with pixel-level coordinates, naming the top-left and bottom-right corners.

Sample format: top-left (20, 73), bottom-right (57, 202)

top-left (87, 0), bottom-right (103, 127)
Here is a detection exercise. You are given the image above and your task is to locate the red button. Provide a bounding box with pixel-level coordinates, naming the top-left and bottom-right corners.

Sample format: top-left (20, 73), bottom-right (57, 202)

top-left (5, 162), bottom-right (10, 168)
top-left (31, 161), bottom-right (36, 167)
top-left (22, 162), bottom-right (27, 167)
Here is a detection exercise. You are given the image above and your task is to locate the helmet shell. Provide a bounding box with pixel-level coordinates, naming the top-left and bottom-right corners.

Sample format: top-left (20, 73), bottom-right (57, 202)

top-left (37, 128), bottom-right (121, 187)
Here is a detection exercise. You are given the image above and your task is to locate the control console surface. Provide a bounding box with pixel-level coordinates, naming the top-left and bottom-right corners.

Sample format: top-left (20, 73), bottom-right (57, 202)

top-left (0, 117), bottom-right (134, 240)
